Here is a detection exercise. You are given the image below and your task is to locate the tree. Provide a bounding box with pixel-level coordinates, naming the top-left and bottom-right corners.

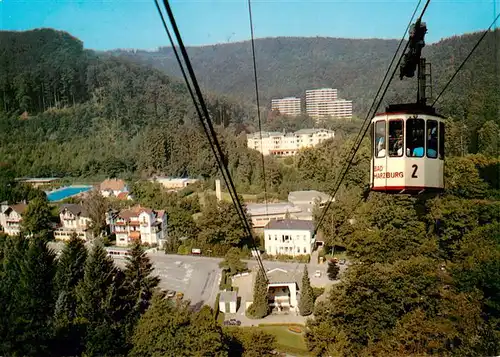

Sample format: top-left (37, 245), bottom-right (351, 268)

top-left (53, 233), bottom-right (88, 357)
top-left (247, 268), bottom-right (269, 319)
top-left (219, 247), bottom-right (248, 276)
top-left (478, 120), bottom-right (499, 157)
top-left (299, 265), bottom-right (314, 316)
top-left (83, 190), bottom-right (108, 238)
top-left (327, 259), bottom-right (340, 280)
top-left (3, 236), bottom-right (56, 356)
top-left (130, 294), bottom-right (229, 356)
top-left (76, 241), bottom-right (127, 356)
top-left (123, 240), bottom-right (160, 340)
top-left (228, 328), bottom-right (277, 357)
top-left (22, 196), bottom-right (52, 235)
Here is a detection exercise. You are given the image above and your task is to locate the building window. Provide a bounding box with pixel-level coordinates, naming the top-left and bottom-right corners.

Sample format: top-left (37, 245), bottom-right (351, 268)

top-left (268, 235), bottom-right (271, 240)
top-left (303, 247), bottom-right (306, 253)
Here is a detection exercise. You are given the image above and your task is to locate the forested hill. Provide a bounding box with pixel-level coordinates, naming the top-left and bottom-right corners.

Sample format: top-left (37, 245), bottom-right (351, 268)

top-left (0, 29), bottom-right (262, 179)
top-left (111, 30), bottom-right (499, 123)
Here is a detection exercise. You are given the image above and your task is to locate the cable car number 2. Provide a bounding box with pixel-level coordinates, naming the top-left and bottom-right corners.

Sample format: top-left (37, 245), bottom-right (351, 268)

top-left (411, 164), bottom-right (418, 178)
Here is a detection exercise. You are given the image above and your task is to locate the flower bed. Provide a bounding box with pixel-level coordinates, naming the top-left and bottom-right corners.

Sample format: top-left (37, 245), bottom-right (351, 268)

top-left (288, 326), bottom-right (302, 334)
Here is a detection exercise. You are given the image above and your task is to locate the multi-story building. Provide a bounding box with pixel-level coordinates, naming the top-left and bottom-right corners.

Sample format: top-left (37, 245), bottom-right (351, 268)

top-left (247, 128), bottom-right (334, 156)
top-left (271, 97), bottom-right (301, 116)
top-left (305, 88), bottom-right (352, 119)
top-left (0, 202), bottom-right (28, 236)
top-left (327, 99), bottom-right (353, 119)
top-left (108, 205), bottom-right (167, 247)
top-left (54, 204), bottom-right (93, 241)
top-left (264, 219), bottom-right (315, 257)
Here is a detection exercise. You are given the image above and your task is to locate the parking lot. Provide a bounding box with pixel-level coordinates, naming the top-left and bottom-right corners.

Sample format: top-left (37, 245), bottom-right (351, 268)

top-left (114, 252), bottom-right (222, 309)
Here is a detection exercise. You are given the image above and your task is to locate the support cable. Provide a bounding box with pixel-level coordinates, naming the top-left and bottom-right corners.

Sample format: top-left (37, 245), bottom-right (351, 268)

top-left (432, 13), bottom-right (500, 106)
top-left (247, 0), bottom-right (269, 218)
top-left (155, 0), bottom-right (268, 278)
top-left (313, 0), bottom-right (431, 237)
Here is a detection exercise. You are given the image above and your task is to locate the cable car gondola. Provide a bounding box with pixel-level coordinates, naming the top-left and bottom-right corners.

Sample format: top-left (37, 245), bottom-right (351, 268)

top-left (370, 19), bottom-right (445, 194)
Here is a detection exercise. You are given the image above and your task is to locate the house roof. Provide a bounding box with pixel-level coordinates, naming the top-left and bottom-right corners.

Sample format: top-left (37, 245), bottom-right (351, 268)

top-left (100, 178), bottom-right (126, 191)
top-left (117, 205), bottom-right (155, 220)
top-left (246, 202), bottom-right (301, 216)
top-left (265, 268), bottom-right (303, 289)
top-left (288, 190), bottom-right (331, 204)
top-left (8, 203), bottom-right (28, 215)
top-left (60, 204), bottom-right (88, 217)
top-left (219, 290), bottom-right (237, 303)
top-left (265, 219), bottom-right (314, 231)
top-left (116, 192), bottom-right (129, 200)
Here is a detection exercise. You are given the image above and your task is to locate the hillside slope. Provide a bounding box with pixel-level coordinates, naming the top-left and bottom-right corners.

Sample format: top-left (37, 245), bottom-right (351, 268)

top-left (111, 31), bottom-right (499, 124)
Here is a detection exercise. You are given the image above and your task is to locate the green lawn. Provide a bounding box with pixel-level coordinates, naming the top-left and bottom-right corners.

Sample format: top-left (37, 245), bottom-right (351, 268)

top-left (257, 325), bottom-right (311, 356)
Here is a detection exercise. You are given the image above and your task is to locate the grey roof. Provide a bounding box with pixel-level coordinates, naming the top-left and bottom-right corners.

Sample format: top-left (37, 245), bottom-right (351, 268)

top-left (246, 202), bottom-right (301, 216)
top-left (288, 190), bottom-right (331, 204)
top-left (60, 204), bottom-right (88, 217)
top-left (266, 268), bottom-right (302, 289)
top-left (219, 290), bottom-right (237, 303)
top-left (265, 219), bottom-right (315, 231)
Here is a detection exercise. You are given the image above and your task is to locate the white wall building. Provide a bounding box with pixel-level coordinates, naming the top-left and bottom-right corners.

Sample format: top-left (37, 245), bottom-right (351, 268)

top-left (306, 88), bottom-right (352, 120)
top-left (264, 219), bottom-right (315, 256)
top-left (151, 177), bottom-right (199, 191)
top-left (219, 290), bottom-right (238, 313)
top-left (271, 97), bottom-right (301, 116)
top-left (247, 128), bottom-right (334, 156)
top-left (54, 204), bottom-right (93, 241)
top-left (110, 206), bottom-right (167, 247)
top-left (0, 202), bottom-right (27, 236)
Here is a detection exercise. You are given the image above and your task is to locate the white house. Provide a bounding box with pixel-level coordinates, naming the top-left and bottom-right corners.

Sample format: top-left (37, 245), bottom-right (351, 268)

top-left (100, 178), bottom-right (129, 198)
top-left (110, 206), bottom-right (167, 247)
top-left (264, 219), bottom-right (315, 256)
top-left (54, 204), bottom-right (93, 241)
top-left (0, 202), bottom-right (28, 236)
top-left (219, 290), bottom-right (238, 314)
top-left (150, 176), bottom-right (199, 191)
top-left (247, 128), bottom-right (335, 156)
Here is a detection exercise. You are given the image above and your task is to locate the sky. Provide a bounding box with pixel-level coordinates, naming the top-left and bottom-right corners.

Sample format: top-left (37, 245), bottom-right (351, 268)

top-left (0, 0), bottom-right (498, 51)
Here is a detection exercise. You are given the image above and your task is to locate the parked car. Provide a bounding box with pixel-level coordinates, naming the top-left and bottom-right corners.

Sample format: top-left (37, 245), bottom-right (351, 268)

top-left (339, 259), bottom-right (346, 265)
top-left (166, 290), bottom-right (176, 298)
top-left (176, 292), bottom-right (184, 300)
top-left (314, 270), bottom-right (322, 277)
top-left (224, 319), bottom-right (241, 326)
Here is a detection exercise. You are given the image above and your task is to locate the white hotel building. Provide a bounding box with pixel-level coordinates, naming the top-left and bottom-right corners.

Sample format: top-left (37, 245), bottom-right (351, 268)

top-left (305, 88), bottom-right (352, 120)
top-left (264, 219), bottom-right (316, 257)
top-left (247, 128), bottom-right (335, 156)
top-left (271, 97), bottom-right (301, 116)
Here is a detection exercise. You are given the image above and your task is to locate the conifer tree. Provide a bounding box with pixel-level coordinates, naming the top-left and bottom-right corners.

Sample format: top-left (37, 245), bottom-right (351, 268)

top-left (247, 268), bottom-right (269, 318)
top-left (299, 265), bottom-right (314, 316)
top-left (22, 196), bottom-right (52, 235)
top-left (53, 233), bottom-right (88, 356)
top-left (0, 235), bottom-right (29, 355)
top-left (122, 240), bottom-right (160, 344)
top-left (76, 241), bottom-right (126, 356)
top-left (327, 260), bottom-right (340, 280)
top-left (5, 236), bottom-right (56, 356)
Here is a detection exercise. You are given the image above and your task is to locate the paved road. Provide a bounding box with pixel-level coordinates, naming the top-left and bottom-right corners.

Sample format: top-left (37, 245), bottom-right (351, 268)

top-left (48, 242), bottom-right (348, 312)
